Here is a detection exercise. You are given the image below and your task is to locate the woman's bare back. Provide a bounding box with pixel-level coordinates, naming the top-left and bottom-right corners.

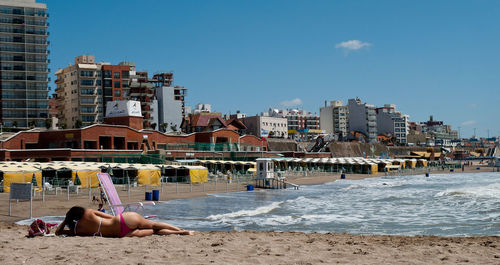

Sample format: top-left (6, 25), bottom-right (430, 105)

top-left (74, 209), bottom-right (121, 237)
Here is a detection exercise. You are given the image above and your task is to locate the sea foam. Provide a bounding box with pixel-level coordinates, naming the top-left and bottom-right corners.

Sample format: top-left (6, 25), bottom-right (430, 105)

top-left (206, 201), bottom-right (283, 220)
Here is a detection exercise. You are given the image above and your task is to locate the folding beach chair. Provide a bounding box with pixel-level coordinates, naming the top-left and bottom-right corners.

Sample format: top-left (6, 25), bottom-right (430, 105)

top-left (96, 173), bottom-right (155, 217)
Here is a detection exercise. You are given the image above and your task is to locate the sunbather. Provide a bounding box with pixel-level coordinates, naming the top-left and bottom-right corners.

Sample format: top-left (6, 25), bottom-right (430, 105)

top-left (55, 206), bottom-right (194, 237)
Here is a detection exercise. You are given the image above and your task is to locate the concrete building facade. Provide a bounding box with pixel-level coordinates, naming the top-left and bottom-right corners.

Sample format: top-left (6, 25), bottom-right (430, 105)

top-left (0, 0), bottom-right (49, 128)
top-left (241, 115), bottom-right (288, 138)
top-left (154, 73), bottom-right (186, 133)
top-left (55, 55), bottom-right (105, 128)
top-left (347, 98), bottom-right (377, 142)
top-left (268, 108), bottom-right (320, 141)
top-left (320, 100), bottom-right (349, 140)
top-left (127, 67), bottom-right (157, 129)
top-left (55, 55), bottom-right (138, 129)
top-left (375, 104), bottom-right (409, 144)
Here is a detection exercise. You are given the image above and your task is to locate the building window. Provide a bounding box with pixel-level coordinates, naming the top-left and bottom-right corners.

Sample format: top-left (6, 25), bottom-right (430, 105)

top-left (104, 80), bottom-right (112, 87)
top-left (96, 80), bottom-right (101, 86)
top-left (122, 71), bottom-right (129, 78)
top-left (80, 79), bottom-right (94, 86)
top-left (80, 71), bottom-right (94, 77)
top-left (113, 72), bottom-right (120, 78)
top-left (114, 81), bottom-right (120, 88)
top-left (104, 70), bottom-right (112, 78)
top-left (114, 90), bottom-right (121, 97)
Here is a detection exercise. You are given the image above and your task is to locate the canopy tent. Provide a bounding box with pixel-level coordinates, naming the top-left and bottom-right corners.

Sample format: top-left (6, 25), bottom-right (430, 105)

top-left (0, 162), bottom-right (42, 192)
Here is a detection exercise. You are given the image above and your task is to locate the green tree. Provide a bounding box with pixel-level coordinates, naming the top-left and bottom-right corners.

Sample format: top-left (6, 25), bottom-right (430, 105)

top-left (12, 121), bottom-right (18, 128)
top-left (45, 118), bottom-right (51, 129)
top-left (170, 124), bottom-right (177, 132)
top-left (151, 123), bottom-right (157, 130)
top-left (74, 120), bottom-right (82, 129)
top-left (160, 123), bottom-right (168, 132)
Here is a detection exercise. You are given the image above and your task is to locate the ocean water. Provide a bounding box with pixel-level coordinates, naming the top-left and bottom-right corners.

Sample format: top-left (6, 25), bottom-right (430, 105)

top-left (152, 171), bottom-right (500, 236)
top-left (19, 172), bottom-right (500, 236)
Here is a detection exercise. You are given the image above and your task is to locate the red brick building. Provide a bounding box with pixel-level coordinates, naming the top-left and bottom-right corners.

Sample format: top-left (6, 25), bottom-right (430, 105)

top-left (0, 115), bottom-right (266, 162)
top-left (101, 64), bottom-right (131, 114)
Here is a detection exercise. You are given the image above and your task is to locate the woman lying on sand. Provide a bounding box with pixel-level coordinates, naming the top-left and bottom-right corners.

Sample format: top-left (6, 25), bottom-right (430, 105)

top-left (55, 206), bottom-right (194, 237)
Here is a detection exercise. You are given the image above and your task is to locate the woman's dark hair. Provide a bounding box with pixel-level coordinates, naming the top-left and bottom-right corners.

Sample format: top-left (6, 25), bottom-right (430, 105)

top-left (64, 206), bottom-right (85, 232)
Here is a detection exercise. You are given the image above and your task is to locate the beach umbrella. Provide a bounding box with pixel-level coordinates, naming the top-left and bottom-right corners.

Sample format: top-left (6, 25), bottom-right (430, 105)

top-left (31, 173), bottom-right (37, 187)
top-left (74, 172), bottom-right (81, 186)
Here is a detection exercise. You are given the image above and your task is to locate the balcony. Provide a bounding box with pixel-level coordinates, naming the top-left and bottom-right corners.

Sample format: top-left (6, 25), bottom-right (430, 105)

top-left (129, 87), bottom-right (154, 96)
top-left (142, 105), bottom-right (153, 113)
top-left (80, 100), bottom-right (96, 105)
top-left (80, 109), bottom-right (97, 114)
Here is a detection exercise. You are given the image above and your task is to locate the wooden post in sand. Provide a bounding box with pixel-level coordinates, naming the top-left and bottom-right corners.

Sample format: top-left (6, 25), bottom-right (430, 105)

top-left (87, 172), bottom-right (91, 200)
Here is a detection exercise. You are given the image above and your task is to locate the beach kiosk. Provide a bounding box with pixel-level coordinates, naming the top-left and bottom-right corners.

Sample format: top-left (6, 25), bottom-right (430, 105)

top-left (256, 158), bottom-right (274, 188)
top-left (255, 158), bottom-right (291, 189)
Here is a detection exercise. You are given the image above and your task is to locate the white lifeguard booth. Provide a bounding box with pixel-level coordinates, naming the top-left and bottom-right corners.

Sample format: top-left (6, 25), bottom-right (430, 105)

top-left (256, 158), bottom-right (274, 180)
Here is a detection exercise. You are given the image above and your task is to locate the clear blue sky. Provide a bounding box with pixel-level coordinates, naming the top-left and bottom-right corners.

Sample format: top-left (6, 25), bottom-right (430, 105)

top-left (44, 0), bottom-right (499, 138)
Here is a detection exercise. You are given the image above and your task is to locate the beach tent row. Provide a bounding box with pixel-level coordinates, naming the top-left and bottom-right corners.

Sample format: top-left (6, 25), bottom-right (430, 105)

top-left (196, 160), bottom-right (256, 175)
top-left (162, 165), bottom-right (208, 183)
top-left (265, 157), bottom-right (428, 174)
top-left (0, 161), bottom-right (209, 192)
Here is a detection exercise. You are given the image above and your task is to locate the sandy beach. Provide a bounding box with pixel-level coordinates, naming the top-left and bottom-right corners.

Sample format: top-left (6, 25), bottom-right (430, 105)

top-left (1, 165), bottom-right (499, 264)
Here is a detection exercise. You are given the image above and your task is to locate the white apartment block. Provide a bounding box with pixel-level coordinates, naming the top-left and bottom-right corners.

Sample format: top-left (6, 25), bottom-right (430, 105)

top-left (320, 100), bottom-right (349, 140)
top-left (348, 98), bottom-right (377, 143)
top-left (269, 108), bottom-right (320, 140)
top-left (155, 86), bottom-right (186, 132)
top-left (241, 115), bottom-right (288, 138)
top-left (376, 104), bottom-right (409, 144)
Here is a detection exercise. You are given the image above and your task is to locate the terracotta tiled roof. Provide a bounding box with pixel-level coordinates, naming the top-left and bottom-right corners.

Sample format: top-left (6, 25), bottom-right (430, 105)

top-left (192, 114), bottom-right (225, 127)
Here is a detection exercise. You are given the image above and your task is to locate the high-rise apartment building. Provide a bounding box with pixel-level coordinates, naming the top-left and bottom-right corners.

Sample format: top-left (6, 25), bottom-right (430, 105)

top-left (0, 0), bottom-right (49, 128)
top-left (320, 100), bottom-right (349, 140)
top-left (55, 55), bottom-right (133, 128)
top-left (102, 63), bottom-right (130, 114)
top-left (376, 104), bottom-right (409, 144)
top-left (55, 55), bottom-right (104, 128)
top-left (153, 73), bottom-right (186, 132)
top-left (348, 98), bottom-right (377, 143)
top-left (128, 69), bottom-right (157, 129)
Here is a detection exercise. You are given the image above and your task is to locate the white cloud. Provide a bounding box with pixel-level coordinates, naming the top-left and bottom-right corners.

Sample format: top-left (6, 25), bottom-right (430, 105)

top-left (335, 40), bottom-right (371, 54)
top-left (461, 120), bottom-right (477, 126)
top-left (280, 98), bottom-right (303, 107)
